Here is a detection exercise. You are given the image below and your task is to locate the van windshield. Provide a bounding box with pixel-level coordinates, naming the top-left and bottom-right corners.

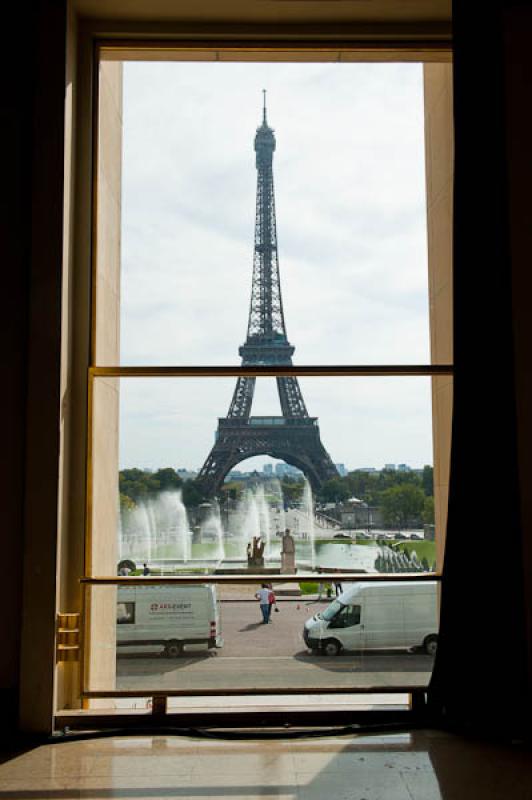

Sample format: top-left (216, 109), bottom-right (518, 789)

top-left (322, 600), bottom-right (344, 621)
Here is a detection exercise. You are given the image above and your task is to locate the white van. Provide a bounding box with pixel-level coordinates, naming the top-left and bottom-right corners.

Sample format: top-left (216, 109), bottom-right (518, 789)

top-left (303, 581), bottom-right (438, 657)
top-left (117, 584), bottom-right (223, 657)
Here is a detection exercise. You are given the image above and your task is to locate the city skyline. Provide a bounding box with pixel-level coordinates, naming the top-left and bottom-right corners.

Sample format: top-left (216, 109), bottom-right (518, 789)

top-left (123, 458), bottom-right (431, 477)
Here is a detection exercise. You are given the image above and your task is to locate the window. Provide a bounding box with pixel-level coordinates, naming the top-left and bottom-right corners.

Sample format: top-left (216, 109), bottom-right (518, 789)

top-left (329, 604), bottom-right (361, 628)
top-left (117, 602), bottom-right (135, 624)
top-left (76, 41), bottom-right (452, 724)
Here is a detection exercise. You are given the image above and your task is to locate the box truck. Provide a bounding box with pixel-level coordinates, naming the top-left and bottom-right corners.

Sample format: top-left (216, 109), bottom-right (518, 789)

top-left (117, 584), bottom-right (222, 657)
top-left (303, 581), bottom-right (438, 657)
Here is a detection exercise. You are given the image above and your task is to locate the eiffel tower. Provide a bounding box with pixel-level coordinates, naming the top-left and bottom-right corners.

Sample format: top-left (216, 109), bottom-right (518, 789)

top-left (196, 94), bottom-right (338, 496)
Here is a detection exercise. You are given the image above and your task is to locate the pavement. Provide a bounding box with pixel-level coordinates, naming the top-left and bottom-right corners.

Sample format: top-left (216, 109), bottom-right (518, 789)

top-left (117, 654), bottom-right (431, 691)
top-left (117, 599), bottom-right (433, 692)
top-left (216, 583), bottom-right (316, 601)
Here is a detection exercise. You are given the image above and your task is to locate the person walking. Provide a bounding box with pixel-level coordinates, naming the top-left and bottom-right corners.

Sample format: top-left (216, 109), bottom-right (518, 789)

top-left (143, 563), bottom-right (150, 576)
top-left (268, 585), bottom-right (278, 619)
top-left (255, 583), bottom-right (272, 624)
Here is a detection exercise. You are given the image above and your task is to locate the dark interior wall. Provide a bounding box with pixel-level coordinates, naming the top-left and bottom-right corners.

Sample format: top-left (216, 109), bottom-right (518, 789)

top-left (0, 0), bottom-right (67, 733)
top-left (0, 5), bottom-right (36, 726)
top-left (428, 0), bottom-right (532, 735)
top-left (503, 4), bottom-right (532, 702)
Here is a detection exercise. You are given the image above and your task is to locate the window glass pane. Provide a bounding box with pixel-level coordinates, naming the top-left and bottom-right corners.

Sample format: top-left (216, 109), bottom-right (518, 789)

top-left (85, 580), bottom-right (439, 695)
top-left (94, 60), bottom-right (453, 366)
top-left (87, 374), bottom-right (447, 697)
top-left (117, 602), bottom-right (135, 624)
top-left (89, 376), bottom-right (449, 579)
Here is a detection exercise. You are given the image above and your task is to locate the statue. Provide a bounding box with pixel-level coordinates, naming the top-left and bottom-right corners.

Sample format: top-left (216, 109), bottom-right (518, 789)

top-left (247, 536), bottom-right (265, 568)
top-left (281, 528), bottom-right (296, 573)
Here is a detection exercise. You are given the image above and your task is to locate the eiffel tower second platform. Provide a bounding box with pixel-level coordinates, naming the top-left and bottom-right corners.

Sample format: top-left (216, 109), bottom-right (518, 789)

top-left (197, 414), bottom-right (337, 497)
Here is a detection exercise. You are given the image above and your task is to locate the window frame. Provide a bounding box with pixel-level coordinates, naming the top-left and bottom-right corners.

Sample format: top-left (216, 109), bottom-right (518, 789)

top-left (52, 28), bottom-right (453, 733)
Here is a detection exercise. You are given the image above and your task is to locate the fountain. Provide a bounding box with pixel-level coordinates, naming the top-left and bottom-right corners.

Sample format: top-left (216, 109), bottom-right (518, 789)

top-left (118, 474), bottom-right (427, 577)
top-left (255, 485), bottom-right (273, 557)
top-left (200, 502), bottom-right (225, 562)
top-left (119, 489), bottom-right (192, 567)
top-left (300, 478), bottom-right (316, 569)
top-left (232, 486), bottom-right (277, 560)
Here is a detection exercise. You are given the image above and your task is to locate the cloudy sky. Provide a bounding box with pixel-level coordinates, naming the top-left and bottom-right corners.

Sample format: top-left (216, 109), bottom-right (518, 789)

top-left (115, 60), bottom-right (433, 472)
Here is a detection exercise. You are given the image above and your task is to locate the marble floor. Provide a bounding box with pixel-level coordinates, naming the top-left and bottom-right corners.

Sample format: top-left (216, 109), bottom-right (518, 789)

top-left (0, 728), bottom-right (531, 799)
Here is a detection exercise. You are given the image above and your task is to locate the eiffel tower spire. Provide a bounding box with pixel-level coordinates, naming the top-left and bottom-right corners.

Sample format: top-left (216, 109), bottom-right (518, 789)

top-left (244, 88), bottom-right (287, 343)
top-left (196, 98), bottom-right (338, 496)
top-left (228, 96), bottom-right (308, 419)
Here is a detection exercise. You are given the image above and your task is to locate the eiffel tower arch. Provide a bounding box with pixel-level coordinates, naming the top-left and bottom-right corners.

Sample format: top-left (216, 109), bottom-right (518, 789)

top-left (197, 416), bottom-right (337, 497)
top-left (196, 94), bottom-right (338, 496)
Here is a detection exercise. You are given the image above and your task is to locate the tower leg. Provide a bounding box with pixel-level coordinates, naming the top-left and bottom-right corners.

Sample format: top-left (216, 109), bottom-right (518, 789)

top-left (228, 376), bottom-right (256, 419)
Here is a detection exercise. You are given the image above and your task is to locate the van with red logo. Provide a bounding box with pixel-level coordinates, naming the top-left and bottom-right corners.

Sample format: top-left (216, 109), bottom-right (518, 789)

top-left (116, 584), bottom-right (222, 657)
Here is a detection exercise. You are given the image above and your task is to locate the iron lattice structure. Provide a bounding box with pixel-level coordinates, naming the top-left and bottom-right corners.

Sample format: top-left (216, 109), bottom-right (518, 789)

top-left (196, 96), bottom-right (338, 495)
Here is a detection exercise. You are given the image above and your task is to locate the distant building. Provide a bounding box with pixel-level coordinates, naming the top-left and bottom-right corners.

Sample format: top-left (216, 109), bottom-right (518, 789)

top-left (335, 463), bottom-right (348, 477)
top-left (384, 463), bottom-right (396, 471)
top-left (263, 464), bottom-right (273, 475)
top-left (225, 470), bottom-right (243, 482)
top-left (397, 463), bottom-right (412, 472)
top-left (176, 468), bottom-right (198, 481)
top-left (275, 463), bottom-right (303, 478)
top-left (340, 505), bottom-right (383, 529)
top-left (357, 467), bottom-right (378, 474)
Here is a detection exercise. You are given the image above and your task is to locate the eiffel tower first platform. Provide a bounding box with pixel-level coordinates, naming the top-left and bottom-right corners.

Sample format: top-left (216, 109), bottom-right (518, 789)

top-left (196, 94), bottom-right (338, 497)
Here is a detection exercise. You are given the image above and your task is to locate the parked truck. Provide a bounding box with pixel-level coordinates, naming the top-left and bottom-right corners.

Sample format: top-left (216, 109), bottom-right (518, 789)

top-left (303, 581), bottom-right (438, 656)
top-left (117, 584), bottom-right (222, 657)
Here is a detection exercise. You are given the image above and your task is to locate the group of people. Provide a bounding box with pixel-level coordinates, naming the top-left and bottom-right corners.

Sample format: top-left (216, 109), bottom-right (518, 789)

top-left (255, 583), bottom-right (278, 624)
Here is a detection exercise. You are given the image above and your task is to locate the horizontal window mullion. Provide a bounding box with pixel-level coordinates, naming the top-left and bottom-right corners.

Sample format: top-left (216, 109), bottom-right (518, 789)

top-left (89, 364), bottom-right (453, 378)
top-left (82, 573), bottom-right (441, 585)
top-left (80, 687), bottom-right (423, 698)
top-left (97, 40), bottom-right (453, 59)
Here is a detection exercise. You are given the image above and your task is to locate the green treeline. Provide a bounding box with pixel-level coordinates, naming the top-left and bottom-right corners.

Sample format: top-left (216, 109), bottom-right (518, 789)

top-left (119, 465), bottom-right (434, 526)
top-left (316, 466), bottom-right (434, 527)
top-left (119, 468), bottom-right (203, 511)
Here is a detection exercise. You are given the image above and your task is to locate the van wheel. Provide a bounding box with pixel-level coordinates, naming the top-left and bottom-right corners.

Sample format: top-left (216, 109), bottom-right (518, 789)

top-left (424, 635), bottom-right (438, 656)
top-left (165, 640), bottom-right (183, 658)
top-left (322, 639), bottom-right (342, 657)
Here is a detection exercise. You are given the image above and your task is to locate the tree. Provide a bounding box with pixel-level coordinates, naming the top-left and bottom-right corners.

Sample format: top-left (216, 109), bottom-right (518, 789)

top-left (423, 496), bottom-right (435, 524)
top-left (120, 493), bottom-right (136, 512)
top-left (119, 467), bottom-right (188, 506)
top-left (153, 467), bottom-right (183, 492)
top-left (182, 480), bottom-right (204, 508)
top-left (318, 477), bottom-right (351, 504)
top-left (345, 471), bottom-right (380, 505)
top-left (280, 477), bottom-right (304, 505)
top-left (219, 481), bottom-right (243, 501)
top-left (422, 465), bottom-right (434, 496)
top-left (380, 484), bottom-right (425, 528)
top-left (119, 468), bottom-right (161, 502)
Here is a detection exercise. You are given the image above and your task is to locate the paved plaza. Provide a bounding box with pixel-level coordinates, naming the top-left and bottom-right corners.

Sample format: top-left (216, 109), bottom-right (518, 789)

top-left (117, 599), bottom-right (433, 692)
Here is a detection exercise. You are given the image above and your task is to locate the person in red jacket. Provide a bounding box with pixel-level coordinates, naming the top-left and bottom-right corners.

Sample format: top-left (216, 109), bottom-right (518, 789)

top-left (268, 585), bottom-right (277, 620)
